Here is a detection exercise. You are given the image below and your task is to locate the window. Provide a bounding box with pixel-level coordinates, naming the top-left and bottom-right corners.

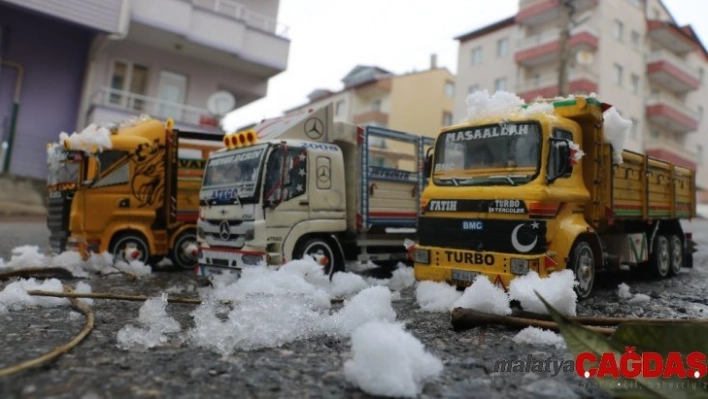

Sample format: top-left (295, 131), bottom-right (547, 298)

top-left (631, 74), bottom-right (640, 94)
top-left (496, 38), bottom-right (509, 57)
top-left (335, 100), bottom-right (345, 116)
top-left (109, 60), bottom-right (149, 110)
top-left (471, 46), bottom-right (482, 65)
top-left (443, 112), bottom-right (453, 126)
top-left (157, 70), bottom-right (187, 119)
top-left (444, 81), bottom-right (455, 98)
top-left (264, 146), bottom-right (307, 206)
top-left (613, 20), bottom-right (624, 41)
top-left (371, 99), bottom-right (381, 112)
top-left (468, 84), bottom-right (480, 94)
top-left (698, 145), bottom-right (704, 164)
top-left (630, 118), bottom-right (639, 138)
top-left (631, 31), bottom-right (641, 49)
top-left (614, 64), bottom-right (623, 86)
top-left (494, 77), bottom-right (507, 92)
top-left (548, 129), bottom-right (574, 179)
top-left (650, 130), bottom-right (660, 138)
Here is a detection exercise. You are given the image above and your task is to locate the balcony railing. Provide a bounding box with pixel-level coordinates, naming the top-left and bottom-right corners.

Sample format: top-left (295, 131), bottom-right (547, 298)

top-left (516, 26), bottom-right (598, 52)
top-left (646, 93), bottom-right (699, 120)
top-left (516, 69), bottom-right (598, 92)
top-left (191, 0), bottom-right (289, 38)
top-left (647, 50), bottom-right (701, 92)
top-left (92, 87), bottom-right (219, 128)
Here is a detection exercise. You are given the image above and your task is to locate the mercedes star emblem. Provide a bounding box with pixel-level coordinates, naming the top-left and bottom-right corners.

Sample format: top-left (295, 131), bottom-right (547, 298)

top-left (219, 220), bottom-right (230, 240)
top-left (304, 117), bottom-right (324, 139)
top-left (317, 165), bottom-right (330, 182)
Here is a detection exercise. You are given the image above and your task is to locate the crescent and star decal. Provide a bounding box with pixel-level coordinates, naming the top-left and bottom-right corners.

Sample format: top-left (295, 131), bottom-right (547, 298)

top-left (511, 221), bottom-right (540, 253)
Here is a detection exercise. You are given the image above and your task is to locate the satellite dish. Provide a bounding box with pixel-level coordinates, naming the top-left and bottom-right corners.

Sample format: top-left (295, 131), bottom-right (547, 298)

top-left (207, 91), bottom-right (236, 116)
top-left (575, 50), bottom-right (594, 65)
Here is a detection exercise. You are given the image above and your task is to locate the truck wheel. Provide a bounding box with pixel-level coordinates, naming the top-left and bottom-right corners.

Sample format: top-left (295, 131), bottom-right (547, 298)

top-left (170, 231), bottom-right (199, 270)
top-left (569, 241), bottom-right (595, 299)
top-left (110, 233), bottom-right (150, 264)
top-left (650, 235), bottom-right (670, 278)
top-left (668, 235), bottom-right (683, 276)
top-left (294, 238), bottom-right (343, 278)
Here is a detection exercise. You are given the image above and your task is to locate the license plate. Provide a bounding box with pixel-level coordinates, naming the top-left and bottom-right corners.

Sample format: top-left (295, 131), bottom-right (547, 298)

top-left (451, 269), bottom-right (479, 284)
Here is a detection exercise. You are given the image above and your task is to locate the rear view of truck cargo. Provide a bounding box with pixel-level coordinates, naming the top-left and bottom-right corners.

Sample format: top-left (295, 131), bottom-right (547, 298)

top-left (47, 117), bottom-right (222, 269)
top-left (197, 103), bottom-right (433, 277)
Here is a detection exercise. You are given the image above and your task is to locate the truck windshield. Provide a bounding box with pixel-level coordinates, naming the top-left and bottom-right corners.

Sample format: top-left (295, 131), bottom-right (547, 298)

top-left (432, 122), bottom-right (541, 186)
top-left (47, 147), bottom-right (81, 191)
top-left (201, 144), bottom-right (267, 200)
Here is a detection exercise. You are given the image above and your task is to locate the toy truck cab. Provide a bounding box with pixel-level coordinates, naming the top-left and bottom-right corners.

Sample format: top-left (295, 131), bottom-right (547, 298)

top-left (414, 96), bottom-right (696, 298)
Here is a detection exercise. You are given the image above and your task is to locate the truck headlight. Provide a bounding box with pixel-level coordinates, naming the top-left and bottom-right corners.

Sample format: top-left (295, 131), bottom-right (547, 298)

top-left (414, 248), bottom-right (430, 264)
top-left (510, 258), bottom-right (529, 275)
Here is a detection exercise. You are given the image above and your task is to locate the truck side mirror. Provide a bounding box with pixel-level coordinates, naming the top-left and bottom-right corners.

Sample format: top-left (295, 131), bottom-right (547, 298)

top-left (547, 138), bottom-right (571, 183)
top-left (423, 147), bottom-right (433, 178)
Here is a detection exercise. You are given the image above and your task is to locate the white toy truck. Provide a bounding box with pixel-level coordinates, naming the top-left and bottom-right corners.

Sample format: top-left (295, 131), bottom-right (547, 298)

top-left (196, 103), bottom-right (434, 276)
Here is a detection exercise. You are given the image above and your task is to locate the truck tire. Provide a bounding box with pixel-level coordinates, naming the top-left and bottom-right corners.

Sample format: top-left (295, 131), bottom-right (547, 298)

top-left (569, 241), bottom-right (595, 299)
top-left (294, 237), bottom-right (343, 278)
top-left (650, 235), bottom-right (670, 278)
top-left (668, 235), bottom-right (683, 276)
top-left (170, 230), bottom-right (199, 270)
top-left (110, 232), bottom-right (150, 265)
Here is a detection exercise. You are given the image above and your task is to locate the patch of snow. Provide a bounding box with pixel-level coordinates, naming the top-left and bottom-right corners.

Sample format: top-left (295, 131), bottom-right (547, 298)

top-left (452, 275), bottom-right (511, 316)
top-left (617, 282), bottom-right (633, 299)
top-left (343, 320), bottom-right (443, 398)
top-left (59, 124), bottom-right (112, 153)
top-left (508, 270), bottom-right (577, 317)
top-left (603, 106), bottom-right (631, 164)
top-left (329, 272), bottom-right (369, 298)
top-left (464, 90), bottom-right (554, 123)
top-left (387, 266), bottom-right (416, 291)
top-left (114, 260), bottom-right (151, 277)
top-left (628, 293), bottom-right (651, 304)
top-left (74, 281), bottom-right (94, 306)
top-left (325, 286), bottom-right (397, 336)
top-left (415, 281), bottom-right (462, 312)
top-left (512, 327), bottom-right (566, 349)
top-left (6, 245), bottom-right (46, 269)
top-left (116, 293), bottom-right (181, 351)
top-left (0, 278), bottom-right (69, 314)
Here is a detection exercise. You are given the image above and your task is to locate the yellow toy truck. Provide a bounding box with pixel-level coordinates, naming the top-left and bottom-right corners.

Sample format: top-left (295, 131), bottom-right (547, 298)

top-left (196, 103), bottom-right (434, 277)
top-left (46, 118), bottom-right (222, 268)
top-left (413, 95), bottom-right (697, 298)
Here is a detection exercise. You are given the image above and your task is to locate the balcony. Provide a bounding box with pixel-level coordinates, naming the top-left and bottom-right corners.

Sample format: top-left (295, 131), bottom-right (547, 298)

top-left (3, 0), bottom-right (127, 34)
top-left (645, 93), bottom-right (699, 134)
top-left (647, 20), bottom-right (697, 55)
top-left (516, 0), bottom-right (598, 27)
top-left (645, 137), bottom-right (697, 170)
top-left (647, 50), bottom-right (701, 93)
top-left (353, 111), bottom-right (389, 126)
top-left (516, 69), bottom-right (598, 101)
top-left (129, 0), bottom-right (290, 78)
top-left (515, 27), bottom-right (598, 67)
top-left (88, 87), bottom-right (222, 133)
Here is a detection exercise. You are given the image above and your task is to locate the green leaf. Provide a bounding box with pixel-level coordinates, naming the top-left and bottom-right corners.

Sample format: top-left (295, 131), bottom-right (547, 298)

top-left (611, 323), bottom-right (708, 355)
top-left (536, 292), bottom-right (701, 399)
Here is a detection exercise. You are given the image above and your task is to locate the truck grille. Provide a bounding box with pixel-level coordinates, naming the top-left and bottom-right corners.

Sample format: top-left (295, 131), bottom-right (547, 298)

top-left (417, 217), bottom-right (547, 255)
top-left (47, 192), bottom-right (73, 254)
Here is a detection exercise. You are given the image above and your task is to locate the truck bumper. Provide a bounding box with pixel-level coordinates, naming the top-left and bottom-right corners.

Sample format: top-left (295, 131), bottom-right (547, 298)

top-left (65, 236), bottom-right (103, 260)
top-left (413, 245), bottom-right (556, 290)
top-left (197, 246), bottom-right (267, 277)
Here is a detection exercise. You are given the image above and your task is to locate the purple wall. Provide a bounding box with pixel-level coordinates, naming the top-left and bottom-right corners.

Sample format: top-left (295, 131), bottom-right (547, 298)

top-left (0, 4), bottom-right (92, 179)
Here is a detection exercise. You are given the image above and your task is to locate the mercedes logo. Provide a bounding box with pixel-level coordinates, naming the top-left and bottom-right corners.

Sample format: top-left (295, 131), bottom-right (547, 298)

top-left (219, 220), bottom-right (230, 241)
top-left (317, 165), bottom-right (330, 182)
top-left (304, 117), bottom-right (324, 139)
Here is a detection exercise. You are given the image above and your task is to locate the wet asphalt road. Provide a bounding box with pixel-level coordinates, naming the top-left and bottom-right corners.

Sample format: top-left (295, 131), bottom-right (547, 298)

top-left (0, 218), bottom-right (707, 398)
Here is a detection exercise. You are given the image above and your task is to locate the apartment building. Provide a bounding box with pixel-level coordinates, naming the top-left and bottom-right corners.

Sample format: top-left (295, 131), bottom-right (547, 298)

top-left (0, 0), bottom-right (289, 179)
top-left (286, 60), bottom-right (455, 167)
top-left (454, 0), bottom-right (708, 193)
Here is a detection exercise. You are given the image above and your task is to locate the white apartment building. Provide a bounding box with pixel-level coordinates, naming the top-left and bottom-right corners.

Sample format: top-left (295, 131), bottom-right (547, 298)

top-left (454, 0), bottom-right (708, 194)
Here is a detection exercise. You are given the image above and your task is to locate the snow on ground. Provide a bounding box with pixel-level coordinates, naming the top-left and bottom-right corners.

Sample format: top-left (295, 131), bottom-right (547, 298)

top-left (415, 281), bottom-right (462, 312)
top-left (508, 270), bottom-right (578, 317)
top-left (617, 282), bottom-right (653, 304)
top-left (512, 327), bottom-right (566, 349)
top-left (0, 278), bottom-right (89, 314)
top-left (1, 245), bottom-right (151, 278)
top-left (452, 275), bottom-right (511, 316)
top-left (117, 293), bottom-right (181, 351)
top-left (343, 320), bottom-right (443, 398)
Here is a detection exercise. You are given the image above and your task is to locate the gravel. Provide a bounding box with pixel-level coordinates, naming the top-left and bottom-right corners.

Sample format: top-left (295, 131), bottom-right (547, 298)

top-left (0, 219), bottom-right (707, 398)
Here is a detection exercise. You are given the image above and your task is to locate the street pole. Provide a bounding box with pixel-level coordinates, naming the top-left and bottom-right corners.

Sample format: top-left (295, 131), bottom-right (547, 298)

top-left (557, 0), bottom-right (575, 97)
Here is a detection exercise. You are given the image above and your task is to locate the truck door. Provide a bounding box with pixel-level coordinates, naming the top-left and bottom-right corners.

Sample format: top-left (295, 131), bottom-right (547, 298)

top-left (308, 149), bottom-right (346, 220)
top-left (262, 145), bottom-right (309, 227)
top-left (80, 150), bottom-right (131, 234)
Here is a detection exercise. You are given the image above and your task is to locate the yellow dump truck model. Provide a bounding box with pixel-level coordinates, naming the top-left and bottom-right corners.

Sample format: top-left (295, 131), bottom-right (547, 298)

top-left (413, 96), bottom-right (697, 298)
top-left (196, 103), bottom-right (434, 277)
top-left (46, 118), bottom-right (222, 268)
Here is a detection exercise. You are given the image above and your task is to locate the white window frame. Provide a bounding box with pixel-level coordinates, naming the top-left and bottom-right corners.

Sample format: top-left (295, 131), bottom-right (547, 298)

top-left (471, 46), bottom-right (482, 65)
top-left (614, 64), bottom-right (623, 86)
top-left (108, 58), bottom-right (149, 110)
top-left (444, 81), bottom-right (455, 98)
top-left (496, 37), bottom-right (509, 57)
top-left (494, 77), bottom-right (507, 92)
top-left (631, 74), bottom-right (640, 94)
top-left (613, 20), bottom-right (624, 41)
